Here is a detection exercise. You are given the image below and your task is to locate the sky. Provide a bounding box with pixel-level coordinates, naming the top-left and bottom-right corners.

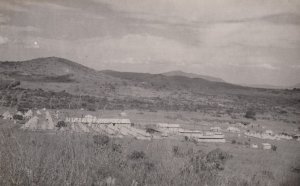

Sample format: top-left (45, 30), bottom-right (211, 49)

top-left (0, 0), bottom-right (300, 86)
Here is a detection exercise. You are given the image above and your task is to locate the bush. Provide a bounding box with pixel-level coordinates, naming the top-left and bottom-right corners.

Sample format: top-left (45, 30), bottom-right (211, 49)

top-left (56, 121), bottom-right (67, 128)
top-left (13, 114), bottom-right (23, 120)
top-left (245, 109), bottom-right (256, 120)
top-left (146, 128), bottom-right (158, 134)
top-left (111, 143), bottom-right (122, 153)
top-left (271, 145), bottom-right (277, 151)
top-left (205, 148), bottom-right (233, 170)
top-left (231, 139), bottom-right (236, 144)
top-left (173, 146), bottom-right (179, 156)
top-left (129, 150), bottom-right (146, 160)
top-left (93, 135), bottom-right (110, 146)
top-left (241, 121), bottom-right (251, 126)
top-left (184, 136), bottom-right (189, 141)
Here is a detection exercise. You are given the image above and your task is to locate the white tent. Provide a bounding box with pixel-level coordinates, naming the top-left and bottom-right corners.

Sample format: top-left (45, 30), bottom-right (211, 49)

top-left (21, 111), bottom-right (55, 130)
top-left (2, 111), bottom-right (13, 120)
top-left (24, 110), bottom-right (33, 119)
top-left (22, 116), bottom-right (39, 130)
top-left (262, 143), bottom-right (271, 150)
top-left (16, 111), bottom-right (23, 116)
top-left (251, 144), bottom-right (258, 149)
top-left (45, 111), bottom-right (55, 129)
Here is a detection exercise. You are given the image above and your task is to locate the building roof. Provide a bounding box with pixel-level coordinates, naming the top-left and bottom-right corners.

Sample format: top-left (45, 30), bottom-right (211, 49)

top-left (157, 123), bottom-right (181, 128)
top-left (96, 118), bottom-right (131, 124)
top-left (179, 129), bottom-right (202, 133)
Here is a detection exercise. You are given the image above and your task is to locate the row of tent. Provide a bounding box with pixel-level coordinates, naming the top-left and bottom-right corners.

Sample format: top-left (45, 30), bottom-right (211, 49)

top-left (1, 109), bottom-right (47, 120)
top-left (1, 109), bottom-right (55, 130)
top-left (21, 111), bottom-right (55, 130)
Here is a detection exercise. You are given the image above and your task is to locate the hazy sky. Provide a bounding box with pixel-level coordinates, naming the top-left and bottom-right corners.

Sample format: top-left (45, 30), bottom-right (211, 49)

top-left (0, 0), bottom-right (300, 86)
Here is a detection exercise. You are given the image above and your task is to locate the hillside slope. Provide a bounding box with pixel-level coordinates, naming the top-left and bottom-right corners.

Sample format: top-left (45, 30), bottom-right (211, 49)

top-left (162, 70), bottom-right (225, 82)
top-left (1, 57), bottom-right (299, 113)
top-left (101, 70), bottom-right (246, 94)
top-left (0, 57), bottom-right (124, 96)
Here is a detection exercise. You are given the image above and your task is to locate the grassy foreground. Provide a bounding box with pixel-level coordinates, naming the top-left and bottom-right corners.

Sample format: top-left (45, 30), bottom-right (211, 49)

top-left (0, 126), bottom-right (299, 186)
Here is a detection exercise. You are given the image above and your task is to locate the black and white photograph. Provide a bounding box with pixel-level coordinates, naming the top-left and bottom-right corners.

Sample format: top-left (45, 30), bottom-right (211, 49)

top-left (0, 0), bottom-right (300, 185)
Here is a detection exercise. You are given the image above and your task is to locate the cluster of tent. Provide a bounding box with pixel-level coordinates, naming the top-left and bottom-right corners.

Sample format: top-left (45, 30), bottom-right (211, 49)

top-left (1, 109), bottom-right (55, 130)
top-left (21, 111), bottom-right (55, 130)
top-left (2, 111), bottom-right (13, 120)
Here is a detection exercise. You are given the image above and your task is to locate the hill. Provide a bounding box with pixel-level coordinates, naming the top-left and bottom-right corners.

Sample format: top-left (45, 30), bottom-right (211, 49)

top-left (0, 57), bottom-right (299, 113)
top-left (162, 70), bottom-right (225, 82)
top-left (101, 70), bottom-right (245, 94)
top-left (0, 57), bottom-right (123, 96)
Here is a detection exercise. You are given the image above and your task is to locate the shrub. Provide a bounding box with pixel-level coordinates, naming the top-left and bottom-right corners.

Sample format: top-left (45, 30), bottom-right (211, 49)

top-left (111, 143), bottom-right (122, 153)
top-left (231, 139), bottom-right (236, 144)
top-left (241, 121), bottom-right (251, 126)
top-left (172, 146), bottom-right (179, 156)
top-left (56, 121), bottom-right (67, 128)
top-left (146, 128), bottom-right (158, 134)
top-left (87, 105), bottom-right (96, 111)
top-left (244, 141), bottom-right (250, 147)
top-left (184, 136), bottom-right (189, 141)
top-left (93, 135), bottom-right (110, 146)
top-left (271, 145), bottom-right (277, 151)
top-left (129, 150), bottom-right (146, 160)
top-left (143, 161), bottom-right (155, 172)
top-left (13, 114), bottom-right (23, 120)
top-left (205, 148), bottom-right (233, 171)
top-left (245, 109), bottom-right (256, 120)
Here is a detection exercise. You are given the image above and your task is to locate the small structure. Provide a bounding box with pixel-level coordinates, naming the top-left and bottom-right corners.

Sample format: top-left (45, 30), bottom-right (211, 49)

top-left (251, 144), bottom-right (258, 149)
top-left (210, 127), bottom-right (221, 132)
top-left (36, 110), bottom-right (42, 115)
top-left (119, 111), bottom-right (127, 117)
top-left (293, 134), bottom-right (300, 141)
top-left (265, 130), bottom-right (274, 135)
top-left (262, 143), bottom-right (271, 150)
top-left (197, 132), bottom-right (226, 143)
top-left (227, 127), bottom-right (240, 133)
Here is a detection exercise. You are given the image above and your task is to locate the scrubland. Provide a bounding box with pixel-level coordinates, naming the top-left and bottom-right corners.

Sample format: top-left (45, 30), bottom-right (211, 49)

top-left (0, 118), bottom-right (299, 186)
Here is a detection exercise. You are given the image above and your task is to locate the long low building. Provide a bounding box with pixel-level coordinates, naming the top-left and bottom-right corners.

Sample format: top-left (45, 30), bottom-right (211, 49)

top-left (65, 117), bottom-right (132, 126)
top-left (156, 123), bottom-right (182, 134)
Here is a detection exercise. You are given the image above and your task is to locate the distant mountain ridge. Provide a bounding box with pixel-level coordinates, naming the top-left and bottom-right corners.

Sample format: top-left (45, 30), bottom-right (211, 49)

top-left (1, 56), bottom-right (298, 112)
top-left (0, 57), bottom-right (251, 96)
top-left (162, 70), bottom-right (225, 83)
